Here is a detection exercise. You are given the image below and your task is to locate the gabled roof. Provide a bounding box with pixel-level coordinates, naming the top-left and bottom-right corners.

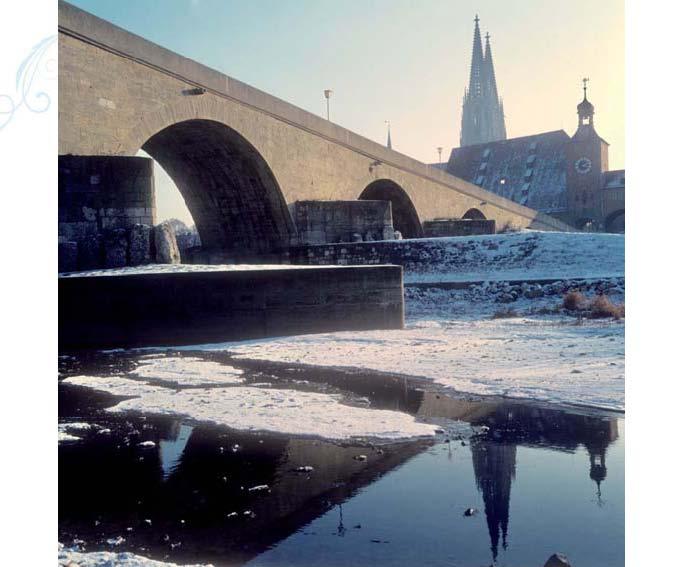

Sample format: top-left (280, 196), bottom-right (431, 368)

top-left (446, 130), bottom-right (571, 213)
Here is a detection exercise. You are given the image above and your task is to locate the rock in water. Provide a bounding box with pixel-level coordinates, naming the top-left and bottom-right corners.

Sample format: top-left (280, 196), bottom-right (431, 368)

top-left (128, 224), bottom-right (151, 265)
top-left (544, 553), bottom-right (572, 567)
top-left (153, 221), bottom-right (181, 264)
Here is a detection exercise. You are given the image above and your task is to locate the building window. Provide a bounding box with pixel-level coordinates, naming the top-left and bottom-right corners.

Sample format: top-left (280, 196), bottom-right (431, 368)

top-left (526, 155), bottom-right (536, 165)
top-left (475, 175), bottom-right (485, 186)
top-left (529, 142), bottom-right (537, 151)
top-left (483, 148), bottom-right (491, 158)
top-left (478, 162), bottom-right (487, 172)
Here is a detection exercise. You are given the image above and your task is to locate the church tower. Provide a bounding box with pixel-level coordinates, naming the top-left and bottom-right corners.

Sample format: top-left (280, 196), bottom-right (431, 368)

top-left (460, 16), bottom-right (507, 147)
top-left (565, 78), bottom-right (610, 228)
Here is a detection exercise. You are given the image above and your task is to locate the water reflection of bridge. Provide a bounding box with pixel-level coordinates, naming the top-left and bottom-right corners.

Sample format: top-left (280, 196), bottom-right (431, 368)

top-left (417, 392), bottom-right (620, 562)
top-left (59, 412), bottom-right (428, 565)
top-left (59, 358), bottom-right (620, 565)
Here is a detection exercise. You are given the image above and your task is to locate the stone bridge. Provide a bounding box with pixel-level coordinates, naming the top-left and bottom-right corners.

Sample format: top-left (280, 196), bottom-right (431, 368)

top-left (59, 1), bottom-right (570, 259)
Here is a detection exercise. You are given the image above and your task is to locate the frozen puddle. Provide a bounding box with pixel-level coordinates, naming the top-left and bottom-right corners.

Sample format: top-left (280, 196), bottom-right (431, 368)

top-left (59, 544), bottom-right (212, 566)
top-left (61, 375), bottom-right (441, 442)
top-left (132, 356), bottom-right (244, 386)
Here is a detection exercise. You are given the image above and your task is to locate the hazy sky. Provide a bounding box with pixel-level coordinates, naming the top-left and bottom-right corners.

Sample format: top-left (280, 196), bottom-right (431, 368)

top-left (71, 0), bottom-right (625, 224)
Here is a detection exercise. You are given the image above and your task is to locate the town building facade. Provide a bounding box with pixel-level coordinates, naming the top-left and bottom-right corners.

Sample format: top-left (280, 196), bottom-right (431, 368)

top-left (446, 19), bottom-right (625, 233)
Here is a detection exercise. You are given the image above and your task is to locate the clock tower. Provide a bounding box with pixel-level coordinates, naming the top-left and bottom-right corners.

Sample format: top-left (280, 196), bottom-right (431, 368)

top-left (565, 78), bottom-right (610, 229)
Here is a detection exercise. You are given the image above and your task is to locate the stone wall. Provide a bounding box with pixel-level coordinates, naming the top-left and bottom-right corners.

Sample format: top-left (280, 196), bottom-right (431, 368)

top-left (290, 200), bottom-right (395, 245)
top-left (288, 239), bottom-right (447, 270)
top-left (58, 155), bottom-right (156, 271)
top-left (59, 265), bottom-right (404, 349)
top-left (423, 219), bottom-right (495, 237)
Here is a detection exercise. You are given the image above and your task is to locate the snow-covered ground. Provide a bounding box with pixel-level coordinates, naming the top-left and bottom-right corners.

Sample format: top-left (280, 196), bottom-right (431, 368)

top-left (132, 356), bottom-right (244, 386)
top-left (62, 374), bottom-right (445, 442)
top-left (58, 544), bottom-right (212, 567)
top-left (165, 232), bottom-right (625, 411)
top-left (59, 263), bottom-right (379, 277)
top-left (217, 317), bottom-right (624, 411)
top-left (400, 231), bottom-right (624, 283)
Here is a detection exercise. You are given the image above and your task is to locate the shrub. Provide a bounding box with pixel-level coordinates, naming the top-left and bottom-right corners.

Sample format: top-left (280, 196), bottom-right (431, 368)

top-left (588, 295), bottom-right (625, 320)
top-left (563, 290), bottom-right (586, 311)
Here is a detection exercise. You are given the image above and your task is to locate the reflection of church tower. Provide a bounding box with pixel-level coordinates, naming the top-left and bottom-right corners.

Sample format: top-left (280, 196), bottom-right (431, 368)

top-left (471, 441), bottom-right (517, 562)
top-left (583, 420), bottom-right (618, 506)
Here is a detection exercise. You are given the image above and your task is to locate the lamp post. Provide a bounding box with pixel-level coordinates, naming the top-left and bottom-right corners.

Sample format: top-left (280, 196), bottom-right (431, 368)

top-left (324, 89), bottom-right (333, 120)
top-left (437, 147), bottom-right (443, 164)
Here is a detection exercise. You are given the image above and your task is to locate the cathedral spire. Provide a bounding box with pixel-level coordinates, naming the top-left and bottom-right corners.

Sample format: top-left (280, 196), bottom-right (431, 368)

top-left (467, 15), bottom-right (485, 98)
top-left (460, 17), bottom-right (507, 147)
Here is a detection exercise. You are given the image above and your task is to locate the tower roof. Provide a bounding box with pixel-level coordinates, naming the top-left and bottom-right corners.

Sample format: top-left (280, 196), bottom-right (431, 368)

top-left (578, 77), bottom-right (594, 118)
top-left (483, 33), bottom-right (500, 101)
top-left (467, 15), bottom-right (485, 98)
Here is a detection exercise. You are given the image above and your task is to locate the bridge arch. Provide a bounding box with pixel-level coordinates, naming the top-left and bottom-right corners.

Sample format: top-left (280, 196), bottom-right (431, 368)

top-left (604, 209), bottom-right (625, 233)
top-left (140, 119), bottom-right (295, 256)
top-left (462, 207), bottom-right (486, 220)
top-left (358, 179), bottom-right (423, 239)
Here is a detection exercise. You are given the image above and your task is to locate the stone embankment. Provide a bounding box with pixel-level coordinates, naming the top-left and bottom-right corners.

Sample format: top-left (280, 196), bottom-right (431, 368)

top-left (59, 221), bottom-right (182, 273)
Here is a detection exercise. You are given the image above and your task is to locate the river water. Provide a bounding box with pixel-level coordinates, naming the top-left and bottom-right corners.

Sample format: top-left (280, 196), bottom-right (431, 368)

top-left (59, 351), bottom-right (623, 567)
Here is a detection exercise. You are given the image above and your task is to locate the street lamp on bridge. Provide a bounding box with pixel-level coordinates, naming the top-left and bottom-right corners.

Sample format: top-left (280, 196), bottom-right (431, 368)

top-left (324, 89), bottom-right (333, 121)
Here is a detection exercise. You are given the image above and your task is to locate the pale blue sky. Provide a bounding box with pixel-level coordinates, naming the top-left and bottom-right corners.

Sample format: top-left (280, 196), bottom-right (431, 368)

top-left (71, 0), bottom-right (624, 224)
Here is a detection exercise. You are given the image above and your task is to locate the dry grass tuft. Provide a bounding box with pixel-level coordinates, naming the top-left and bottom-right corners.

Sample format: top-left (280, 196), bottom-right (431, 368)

top-left (588, 295), bottom-right (625, 320)
top-left (562, 290), bottom-right (586, 311)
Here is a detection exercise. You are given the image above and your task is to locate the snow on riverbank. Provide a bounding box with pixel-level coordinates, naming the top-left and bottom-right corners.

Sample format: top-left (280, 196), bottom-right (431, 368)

top-left (62, 374), bottom-right (442, 441)
top-left (59, 263), bottom-right (377, 278)
top-left (58, 544), bottom-right (212, 566)
top-left (405, 277), bottom-right (624, 320)
top-left (401, 231), bottom-right (624, 284)
top-left (218, 317), bottom-right (624, 412)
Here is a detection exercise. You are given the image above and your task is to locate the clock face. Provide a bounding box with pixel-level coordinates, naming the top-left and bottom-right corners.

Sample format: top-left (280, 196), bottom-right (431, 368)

top-left (574, 157), bottom-right (593, 174)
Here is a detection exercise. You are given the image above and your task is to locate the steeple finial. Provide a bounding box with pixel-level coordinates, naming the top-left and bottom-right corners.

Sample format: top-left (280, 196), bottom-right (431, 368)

top-left (385, 120), bottom-right (392, 150)
top-left (475, 14), bottom-right (479, 24)
top-left (582, 77), bottom-right (590, 99)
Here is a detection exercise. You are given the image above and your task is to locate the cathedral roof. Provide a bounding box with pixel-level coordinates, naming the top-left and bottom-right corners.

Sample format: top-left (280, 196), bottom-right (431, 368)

top-left (446, 130), bottom-right (571, 213)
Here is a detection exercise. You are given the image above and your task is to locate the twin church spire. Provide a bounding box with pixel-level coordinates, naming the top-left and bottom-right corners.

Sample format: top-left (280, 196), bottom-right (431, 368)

top-left (460, 15), bottom-right (507, 147)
